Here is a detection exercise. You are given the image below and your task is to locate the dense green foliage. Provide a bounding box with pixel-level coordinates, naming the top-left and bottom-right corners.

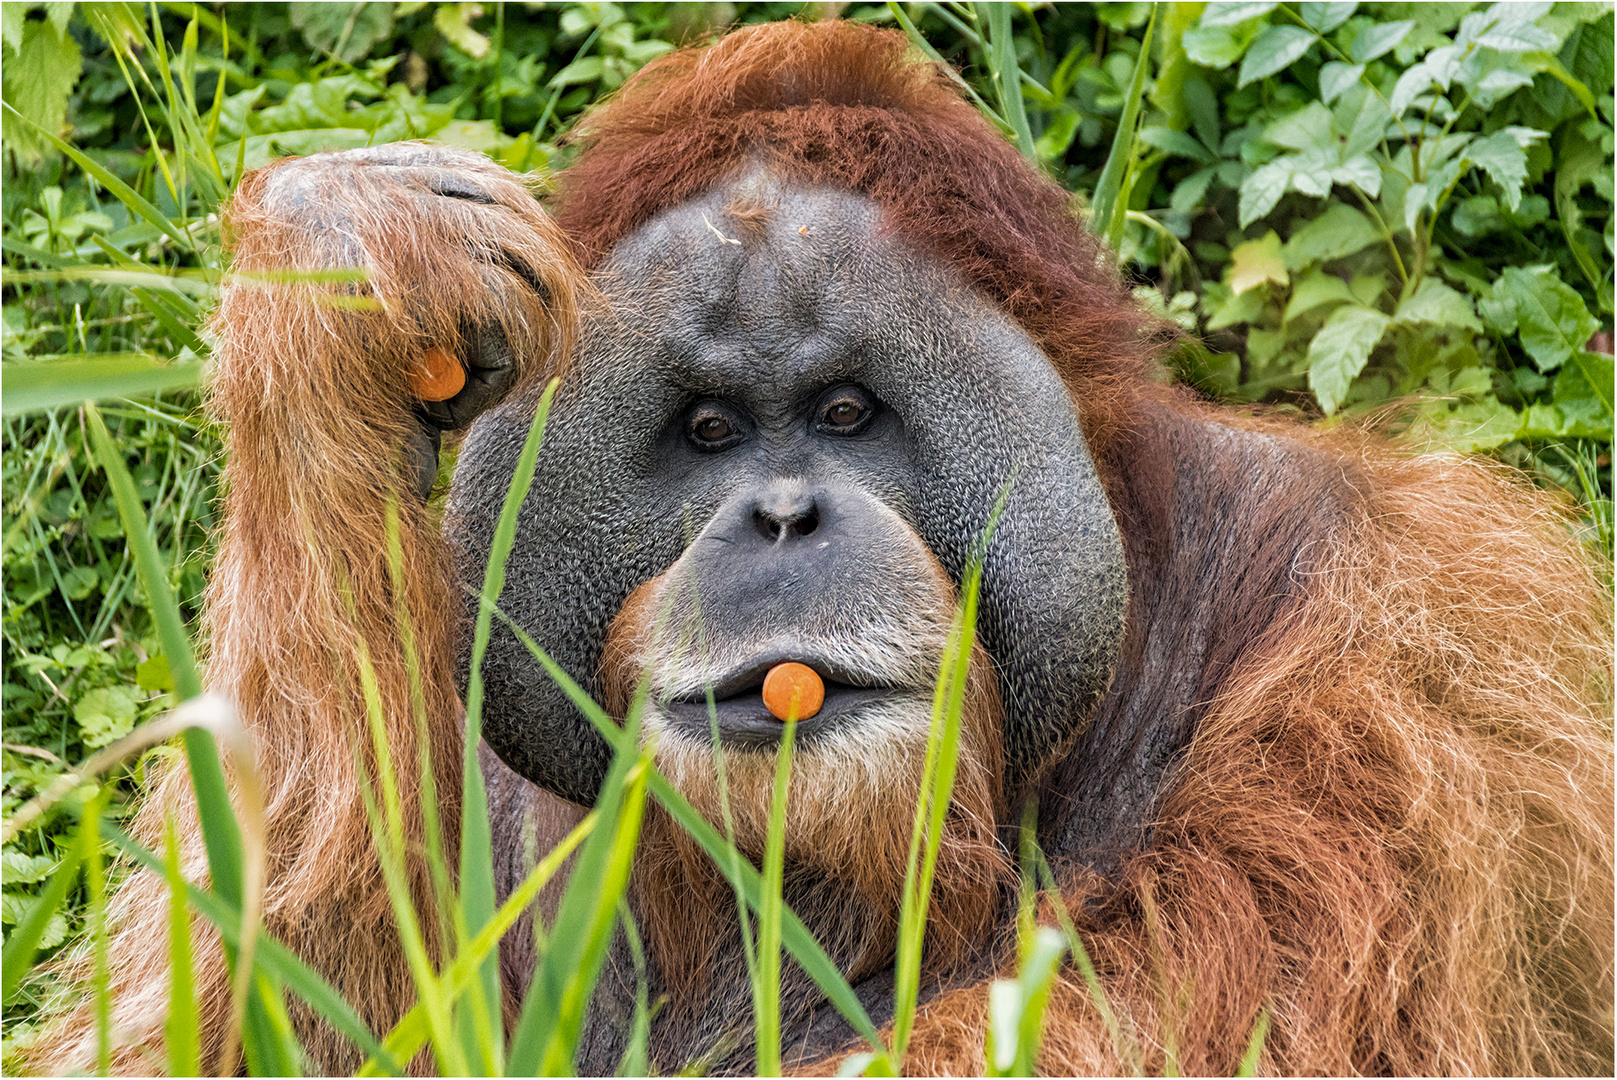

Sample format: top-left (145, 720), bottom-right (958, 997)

top-left (2, 2), bottom-right (1612, 1073)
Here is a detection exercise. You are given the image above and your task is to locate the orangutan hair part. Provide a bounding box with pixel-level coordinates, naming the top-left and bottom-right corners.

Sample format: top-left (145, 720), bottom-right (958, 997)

top-left (31, 18), bottom-right (1611, 1078)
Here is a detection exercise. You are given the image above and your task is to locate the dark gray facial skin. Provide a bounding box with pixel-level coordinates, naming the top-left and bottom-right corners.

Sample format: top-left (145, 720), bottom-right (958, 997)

top-left (447, 174), bottom-right (1129, 808)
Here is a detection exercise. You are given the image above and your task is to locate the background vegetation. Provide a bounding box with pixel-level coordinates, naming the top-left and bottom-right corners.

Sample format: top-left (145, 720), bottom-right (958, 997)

top-left (2, 1), bottom-right (1612, 1073)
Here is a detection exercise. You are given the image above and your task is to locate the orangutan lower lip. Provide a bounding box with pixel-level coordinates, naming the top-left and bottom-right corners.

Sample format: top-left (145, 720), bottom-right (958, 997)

top-left (671, 652), bottom-right (886, 701)
top-left (661, 682), bottom-right (905, 747)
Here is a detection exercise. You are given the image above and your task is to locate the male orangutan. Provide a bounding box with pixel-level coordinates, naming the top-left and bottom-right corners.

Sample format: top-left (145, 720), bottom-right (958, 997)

top-left (33, 18), bottom-right (1613, 1077)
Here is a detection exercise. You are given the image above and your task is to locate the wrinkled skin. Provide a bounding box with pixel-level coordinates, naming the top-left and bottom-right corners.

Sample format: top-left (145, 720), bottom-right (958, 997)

top-left (449, 175), bottom-right (1128, 809)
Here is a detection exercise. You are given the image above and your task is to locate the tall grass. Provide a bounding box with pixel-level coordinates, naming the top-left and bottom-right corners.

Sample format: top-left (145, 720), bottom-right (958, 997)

top-left (1, 4), bottom-right (1202, 1075)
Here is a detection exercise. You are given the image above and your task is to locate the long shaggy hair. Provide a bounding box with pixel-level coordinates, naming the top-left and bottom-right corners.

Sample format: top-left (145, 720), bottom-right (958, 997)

top-left (28, 148), bottom-right (581, 1074)
top-left (25, 17), bottom-right (1613, 1079)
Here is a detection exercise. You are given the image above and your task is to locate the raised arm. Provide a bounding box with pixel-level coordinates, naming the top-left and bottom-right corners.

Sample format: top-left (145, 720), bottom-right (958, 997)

top-left (33, 144), bottom-right (583, 1074)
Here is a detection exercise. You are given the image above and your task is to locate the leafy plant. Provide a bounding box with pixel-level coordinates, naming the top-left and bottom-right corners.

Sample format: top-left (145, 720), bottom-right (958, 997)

top-left (2, 2), bottom-right (1611, 1075)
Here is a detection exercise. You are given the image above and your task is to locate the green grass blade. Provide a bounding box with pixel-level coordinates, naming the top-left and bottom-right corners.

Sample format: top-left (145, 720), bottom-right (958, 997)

top-left (356, 810), bottom-right (597, 1076)
top-left (981, 3), bottom-right (1036, 161)
top-left (0, 100), bottom-right (194, 251)
top-left (1, 356), bottom-right (203, 416)
top-left (1034, 851), bottom-right (1141, 1074)
top-left (461, 377), bottom-right (559, 1072)
top-left (78, 787), bottom-right (114, 1075)
top-left (486, 604), bottom-right (897, 1072)
top-left (103, 823), bottom-right (402, 1074)
top-left (1235, 1009), bottom-right (1271, 1077)
top-left (0, 846), bottom-right (84, 1006)
top-left (1091, 2), bottom-right (1159, 249)
top-left (163, 817), bottom-right (201, 1078)
top-left (755, 713), bottom-right (799, 1076)
top-left (85, 404), bottom-right (250, 940)
top-left (984, 926), bottom-right (1066, 1077)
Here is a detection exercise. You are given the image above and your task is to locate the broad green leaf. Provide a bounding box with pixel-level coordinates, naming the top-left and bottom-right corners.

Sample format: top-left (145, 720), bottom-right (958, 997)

top-left (1550, 353), bottom-right (1615, 436)
top-left (1388, 62), bottom-right (1433, 118)
top-left (1200, 2), bottom-right (1277, 28)
top-left (1469, 67), bottom-right (1535, 109)
top-left (1238, 25), bottom-right (1315, 87)
top-left (1281, 203), bottom-right (1381, 268)
top-left (1035, 109), bottom-right (1081, 164)
top-left (1284, 270), bottom-right (1358, 322)
top-left (74, 685), bottom-right (141, 748)
top-left (1300, 2), bottom-right (1356, 32)
top-left (1499, 266), bottom-right (1601, 373)
top-left (1330, 154), bottom-right (1381, 196)
top-left (1265, 101), bottom-right (1335, 152)
top-left (434, 3), bottom-right (491, 57)
top-left (1, 852), bottom-right (56, 885)
top-left (1395, 279), bottom-right (1482, 331)
top-left (1, 844), bottom-right (83, 1005)
top-left (289, 2), bottom-right (394, 63)
top-left (1239, 160), bottom-right (1290, 227)
top-left (1338, 84), bottom-right (1392, 157)
top-left (1227, 231), bottom-right (1288, 294)
top-left (1468, 127), bottom-right (1544, 211)
top-left (1307, 304), bottom-right (1390, 414)
top-left (0, 18), bottom-right (81, 166)
top-left (1474, 7), bottom-right (1558, 53)
top-left (1183, 23), bottom-right (1255, 68)
top-left (1169, 165), bottom-right (1216, 213)
top-left (1350, 19), bottom-right (1414, 63)
top-left (1318, 61), bottom-right (1365, 104)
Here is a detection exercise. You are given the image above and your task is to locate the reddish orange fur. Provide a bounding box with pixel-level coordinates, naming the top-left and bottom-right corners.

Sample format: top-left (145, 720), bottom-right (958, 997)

top-left (29, 150), bottom-right (582, 1074)
top-left (891, 446), bottom-right (1614, 1075)
top-left (23, 19), bottom-right (1613, 1079)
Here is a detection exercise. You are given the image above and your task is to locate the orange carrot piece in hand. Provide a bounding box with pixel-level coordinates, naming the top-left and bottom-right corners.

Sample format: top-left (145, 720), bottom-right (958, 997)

top-left (411, 346), bottom-right (466, 402)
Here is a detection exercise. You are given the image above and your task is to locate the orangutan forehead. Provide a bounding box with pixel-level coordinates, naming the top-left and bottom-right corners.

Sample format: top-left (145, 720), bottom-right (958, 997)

top-left (593, 176), bottom-right (1021, 374)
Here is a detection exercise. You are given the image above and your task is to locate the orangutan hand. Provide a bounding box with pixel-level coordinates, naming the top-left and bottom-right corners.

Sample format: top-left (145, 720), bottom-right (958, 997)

top-left (215, 143), bottom-right (581, 498)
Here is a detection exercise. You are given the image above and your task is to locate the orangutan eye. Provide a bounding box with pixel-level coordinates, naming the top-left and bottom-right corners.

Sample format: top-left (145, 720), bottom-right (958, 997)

top-left (817, 388), bottom-right (876, 435)
top-left (686, 405), bottom-right (744, 450)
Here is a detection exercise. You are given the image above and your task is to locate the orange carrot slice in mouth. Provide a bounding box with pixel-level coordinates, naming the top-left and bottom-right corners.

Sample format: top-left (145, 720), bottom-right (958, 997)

top-left (762, 662), bottom-right (825, 721)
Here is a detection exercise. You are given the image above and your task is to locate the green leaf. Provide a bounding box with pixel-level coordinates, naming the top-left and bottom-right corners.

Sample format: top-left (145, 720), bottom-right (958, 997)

top-left (1318, 61), bottom-right (1365, 104)
top-left (1200, 2), bottom-right (1277, 28)
top-left (1474, 6), bottom-right (1559, 53)
top-left (1183, 23), bottom-right (1255, 68)
top-left (1239, 160), bottom-right (1291, 227)
top-left (289, 3), bottom-right (395, 64)
top-left (1265, 101), bottom-right (1335, 152)
top-left (1284, 270), bottom-right (1358, 322)
top-left (433, 3), bottom-right (490, 58)
top-left (1090, 3), bottom-right (1157, 250)
top-left (0, 18), bottom-right (81, 166)
top-left (1300, 2), bottom-right (1356, 32)
top-left (1281, 203), bottom-right (1381, 268)
top-left (1238, 25), bottom-right (1316, 87)
top-left (1139, 125), bottom-right (1216, 162)
top-left (136, 654), bottom-right (176, 693)
top-left (1227, 231), bottom-right (1288, 294)
top-left (74, 685), bottom-right (141, 748)
top-left (1035, 109), bottom-right (1081, 164)
top-left (1467, 127), bottom-right (1545, 212)
top-left (1, 852), bottom-right (56, 886)
top-left (1, 845), bottom-right (83, 1005)
top-left (1389, 62), bottom-right (1433, 118)
top-left (1395, 279), bottom-right (1482, 331)
top-left (1307, 304), bottom-right (1390, 414)
top-left (1350, 19), bottom-right (1414, 62)
top-left (548, 56), bottom-right (604, 88)
top-left (1499, 266), bottom-right (1601, 373)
